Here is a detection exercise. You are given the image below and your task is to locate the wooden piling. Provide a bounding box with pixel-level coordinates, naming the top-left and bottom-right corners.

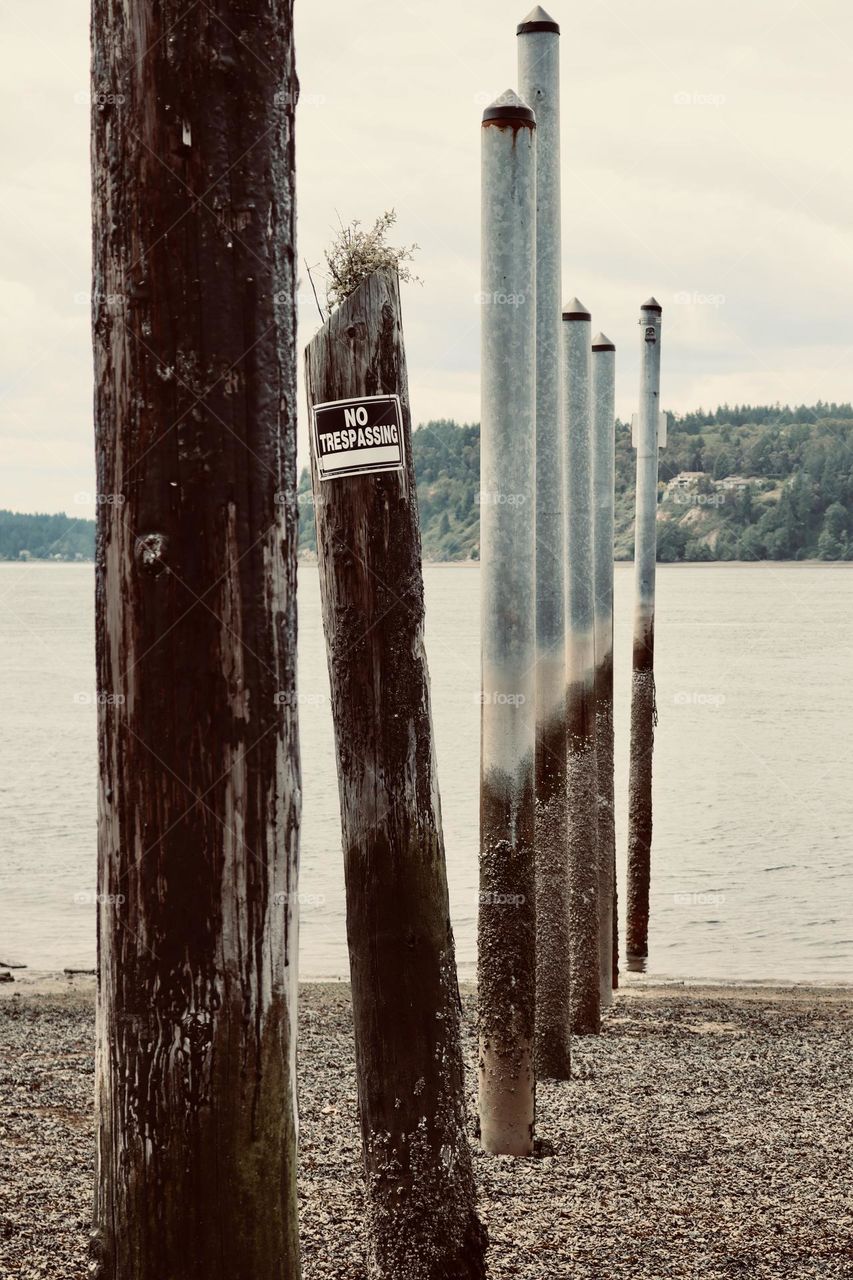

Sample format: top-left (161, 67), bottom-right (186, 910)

top-left (305, 267), bottom-right (487, 1279)
top-left (90, 3), bottom-right (301, 1275)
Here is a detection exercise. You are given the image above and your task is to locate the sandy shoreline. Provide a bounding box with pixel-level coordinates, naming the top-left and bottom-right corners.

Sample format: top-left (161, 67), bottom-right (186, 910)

top-left (1, 979), bottom-right (851, 1278)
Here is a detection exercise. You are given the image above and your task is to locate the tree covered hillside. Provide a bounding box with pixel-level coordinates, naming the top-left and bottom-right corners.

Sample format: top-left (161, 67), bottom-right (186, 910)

top-left (0, 510), bottom-right (95, 561)
top-left (298, 404), bottom-right (853, 562)
top-left (7, 404), bottom-right (852, 564)
top-left (634, 404), bottom-right (853, 561)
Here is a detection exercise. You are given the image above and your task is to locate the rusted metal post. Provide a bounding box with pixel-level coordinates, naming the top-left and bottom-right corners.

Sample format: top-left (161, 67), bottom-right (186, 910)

top-left (478, 91), bottom-right (538, 1156)
top-left (90, 4), bottom-right (301, 1277)
top-left (563, 298), bottom-right (600, 1036)
top-left (518, 5), bottom-right (571, 1081)
top-left (592, 333), bottom-right (616, 1006)
top-left (626, 298), bottom-right (664, 963)
top-left (305, 268), bottom-right (487, 1279)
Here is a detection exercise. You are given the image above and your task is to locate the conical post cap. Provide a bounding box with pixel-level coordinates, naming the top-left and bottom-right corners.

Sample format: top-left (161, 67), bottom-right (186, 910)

top-left (517, 5), bottom-right (560, 34)
top-left (563, 297), bottom-right (591, 321)
top-left (482, 88), bottom-right (536, 125)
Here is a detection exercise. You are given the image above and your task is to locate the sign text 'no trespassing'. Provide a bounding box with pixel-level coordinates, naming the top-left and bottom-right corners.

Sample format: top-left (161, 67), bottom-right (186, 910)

top-left (311, 394), bottom-right (405, 480)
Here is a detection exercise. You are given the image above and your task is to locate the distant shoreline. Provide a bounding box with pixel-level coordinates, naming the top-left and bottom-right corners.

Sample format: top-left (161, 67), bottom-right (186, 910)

top-left (296, 556), bottom-right (852, 569)
top-left (3, 556), bottom-right (852, 569)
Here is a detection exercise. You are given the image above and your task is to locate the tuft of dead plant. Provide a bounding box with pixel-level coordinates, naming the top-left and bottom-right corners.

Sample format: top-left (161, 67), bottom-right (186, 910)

top-left (323, 210), bottom-right (421, 312)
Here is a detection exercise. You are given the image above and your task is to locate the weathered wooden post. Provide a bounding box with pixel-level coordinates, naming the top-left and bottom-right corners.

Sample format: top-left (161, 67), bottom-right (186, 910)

top-left (563, 299), bottom-right (600, 1036)
top-left (518, 5), bottom-right (571, 1080)
top-left (478, 91), bottom-right (538, 1155)
top-left (305, 267), bottom-right (487, 1279)
top-left (91, 4), bottom-right (301, 1277)
top-left (592, 333), bottom-right (617, 1006)
top-left (626, 298), bottom-right (664, 963)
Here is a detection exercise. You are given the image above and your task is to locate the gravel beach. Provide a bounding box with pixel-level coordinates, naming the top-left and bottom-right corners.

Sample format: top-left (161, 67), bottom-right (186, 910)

top-left (1, 976), bottom-right (851, 1279)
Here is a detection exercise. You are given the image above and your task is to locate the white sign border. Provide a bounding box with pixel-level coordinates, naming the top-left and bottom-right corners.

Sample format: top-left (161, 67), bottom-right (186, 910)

top-left (311, 393), bottom-right (406, 482)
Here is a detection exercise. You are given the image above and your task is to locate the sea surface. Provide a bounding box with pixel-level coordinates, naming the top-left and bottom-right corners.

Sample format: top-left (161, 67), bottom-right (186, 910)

top-left (0, 561), bottom-right (851, 983)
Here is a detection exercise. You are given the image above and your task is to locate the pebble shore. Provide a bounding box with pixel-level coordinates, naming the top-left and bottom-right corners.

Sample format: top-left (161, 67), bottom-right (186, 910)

top-left (1, 976), bottom-right (851, 1278)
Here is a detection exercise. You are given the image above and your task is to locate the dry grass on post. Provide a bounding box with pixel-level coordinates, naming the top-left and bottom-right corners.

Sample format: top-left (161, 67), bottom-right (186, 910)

top-left (323, 210), bottom-right (421, 314)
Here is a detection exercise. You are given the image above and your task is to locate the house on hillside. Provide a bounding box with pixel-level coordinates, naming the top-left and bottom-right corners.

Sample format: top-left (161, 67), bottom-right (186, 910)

top-left (667, 472), bottom-right (704, 491)
top-left (715, 475), bottom-right (750, 492)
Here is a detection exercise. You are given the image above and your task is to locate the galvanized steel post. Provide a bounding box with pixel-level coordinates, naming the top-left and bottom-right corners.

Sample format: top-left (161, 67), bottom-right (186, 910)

top-left (518, 5), bottom-right (571, 1079)
top-left (626, 298), bottom-right (663, 963)
top-left (592, 332), bottom-right (617, 1005)
top-left (563, 298), bottom-right (601, 1036)
top-left (478, 90), bottom-right (538, 1156)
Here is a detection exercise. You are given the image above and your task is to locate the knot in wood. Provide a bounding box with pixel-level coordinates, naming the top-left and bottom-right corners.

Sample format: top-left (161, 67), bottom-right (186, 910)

top-left (134, 532), bottom-right (169, 578)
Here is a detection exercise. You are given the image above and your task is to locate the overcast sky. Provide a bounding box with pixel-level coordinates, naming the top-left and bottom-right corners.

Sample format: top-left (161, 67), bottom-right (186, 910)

top-left (1, 0), bottom-right (852, 514)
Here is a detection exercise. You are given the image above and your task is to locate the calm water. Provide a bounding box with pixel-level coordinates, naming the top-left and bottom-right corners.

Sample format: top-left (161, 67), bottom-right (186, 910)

top-left (0, 561), bottom-right (851, 983)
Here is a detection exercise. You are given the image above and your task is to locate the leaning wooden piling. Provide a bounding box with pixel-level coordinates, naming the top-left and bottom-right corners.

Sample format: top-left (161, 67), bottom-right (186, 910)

top-left (626, 298), bottom-right (664, 963)
top-left (306, 267), bottom-right (487, 1279)
top-left (478, 91), bottom-right (538, 1155)
top-left (90, 3), bottom-right (301, 1275)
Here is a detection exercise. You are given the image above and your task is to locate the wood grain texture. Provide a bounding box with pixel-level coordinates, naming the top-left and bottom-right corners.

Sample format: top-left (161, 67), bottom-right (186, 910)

top-left (305, 268), bottom-right (487, 1280)
top-left (91, 3), bottom-right (300, 1275)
